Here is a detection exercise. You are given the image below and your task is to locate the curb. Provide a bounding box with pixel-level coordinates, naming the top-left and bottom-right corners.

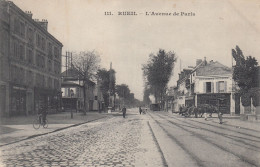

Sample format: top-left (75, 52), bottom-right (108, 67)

top-left (0, 116), bottom-right (108, 148)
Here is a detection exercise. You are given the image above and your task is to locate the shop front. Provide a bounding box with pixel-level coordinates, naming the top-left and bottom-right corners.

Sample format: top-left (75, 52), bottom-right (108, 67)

top-left (197, 93), bottom-right (231, 114)
top-left (10, 85), bottom-right (27, 116)
top-left (34, 87), bottom-right (61, 114)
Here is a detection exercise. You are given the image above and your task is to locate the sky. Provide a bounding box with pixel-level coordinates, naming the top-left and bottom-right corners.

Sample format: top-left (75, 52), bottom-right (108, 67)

top-left (12, 0), bottom-right (260, 100)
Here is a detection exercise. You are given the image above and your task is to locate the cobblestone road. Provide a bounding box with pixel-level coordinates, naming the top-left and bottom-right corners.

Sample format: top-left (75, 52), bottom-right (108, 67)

top-left (0, 109), bottom-right (164, 167)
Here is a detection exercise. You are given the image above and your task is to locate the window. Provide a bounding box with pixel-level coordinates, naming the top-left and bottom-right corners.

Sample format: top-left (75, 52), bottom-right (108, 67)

top-left (20, 22), bottom-right (25, 37)
top-left (20, 68), bottom-right (25, 84)
top-left (54, 47), bottom-right (59, 58)
top-left (27, 27), bottom-right (34, 45)
top-left (27, 49), bottom-right (33, 64)
top-left (48, 77), bottom-right (52, 88)
top-left (14, 18), bottom-right (20, 34)
top-left (216, 81), bottom-right (227, 93)
top-left (54, 61), bottom-right (60, 74)
top-left (27, 70), bottom-right (33, 85)
top-left (204, 82), bottom-right (214, 93)
top-left (19, 45), bottom-right (24, 60)
top-left (48, 59), bottom-right (52, 72)
top-left (42, 75), bottom-right (45, 87)
top-left (54, 79), bottom-right (59, 89)
top-left (36, 34), bottom-right (41, 47)
top-left (13, 41), bottom-right (18, 57)
top-left (48, 42), bottom-right (52, 59)
top-left (41, 37), bottom-right (45, 50)
top-left (42, 56), bottom-right (45, 69)
top-left (36, 54), bottom-right (40, 67)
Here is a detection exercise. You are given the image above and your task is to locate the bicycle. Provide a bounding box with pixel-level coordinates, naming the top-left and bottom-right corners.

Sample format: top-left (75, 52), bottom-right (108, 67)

top-left (33, 114), bottom-right (48, 129)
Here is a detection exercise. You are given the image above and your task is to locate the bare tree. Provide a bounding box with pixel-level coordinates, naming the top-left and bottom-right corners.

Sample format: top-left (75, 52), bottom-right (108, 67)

top-left (72, 50), bottom-right (101, 115)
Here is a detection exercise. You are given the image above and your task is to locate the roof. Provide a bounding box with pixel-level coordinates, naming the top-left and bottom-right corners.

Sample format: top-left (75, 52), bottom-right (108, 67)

top-left (196, 61), bottom-right (232, 76)
top-left (3, 1), bottom-right (63, 46)
top-left (61, 68), bottom-right (80, 78)
top-left (61, 81), bottom-right (81, 87)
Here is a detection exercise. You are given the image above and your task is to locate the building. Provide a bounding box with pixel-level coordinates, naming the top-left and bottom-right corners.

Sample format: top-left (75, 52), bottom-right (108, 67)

top-left (0, 1), bottom-right (63, 116)
top-left (174, 58), bottom-right (236, 115)
top-left (61, 68), bottom-right (104, 112)
top-left (192, 59), bottom-right (235, 114)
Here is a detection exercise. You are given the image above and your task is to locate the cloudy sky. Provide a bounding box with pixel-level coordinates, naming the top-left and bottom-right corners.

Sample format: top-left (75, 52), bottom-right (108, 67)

top-left (12, 0), bottom-right (260, 100)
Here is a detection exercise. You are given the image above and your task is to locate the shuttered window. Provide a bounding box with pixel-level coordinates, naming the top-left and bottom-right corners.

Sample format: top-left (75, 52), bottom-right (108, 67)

top-left (218, 81), bottom-right (225, 93)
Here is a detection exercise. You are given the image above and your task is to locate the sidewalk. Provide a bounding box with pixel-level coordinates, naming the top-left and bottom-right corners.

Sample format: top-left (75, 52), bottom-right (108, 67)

top-left (0, 112), bottom-right (109, 147)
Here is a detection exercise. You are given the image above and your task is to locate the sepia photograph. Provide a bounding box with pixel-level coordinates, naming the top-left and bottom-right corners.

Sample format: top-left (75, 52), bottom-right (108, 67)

top-left (0, 0), bottom-right (260, 166)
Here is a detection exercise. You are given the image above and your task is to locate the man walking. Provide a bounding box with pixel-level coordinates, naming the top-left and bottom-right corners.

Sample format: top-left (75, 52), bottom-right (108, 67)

top-left (122, 106), bottom-right (126, 118)
top-left (139, 106), bottom-right (142, 115)
top-left (218, 110), bottom-right (223, 124)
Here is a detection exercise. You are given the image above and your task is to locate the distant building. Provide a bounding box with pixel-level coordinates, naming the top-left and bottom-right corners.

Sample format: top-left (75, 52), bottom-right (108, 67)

top-left (0, 1), bottom-right (63, 116)
top-left (61, 68), bottom-right (104, 112)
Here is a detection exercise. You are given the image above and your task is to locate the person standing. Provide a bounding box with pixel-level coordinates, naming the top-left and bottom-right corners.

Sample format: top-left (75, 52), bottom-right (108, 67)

top-left (122, 106), bottom-right (126, 118)
top-left (139, 106), bottom-right (142, 115)
top-left (218, 110), bottom-right (223, 124)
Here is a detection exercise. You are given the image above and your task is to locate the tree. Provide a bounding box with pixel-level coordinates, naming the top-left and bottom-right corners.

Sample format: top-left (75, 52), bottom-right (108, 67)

top-left (116, 84), bottom-right (138, 107)
top-left (142, 49), bottom-right (177, 107)
top-left (97, 68), bottom-right (116, 109)
top-left (116, 84), bottom-right (130, 106)
top-left (143, 86), bottom-right (151, 106)
top-left (232, 45), bottom-right (259, 106)
top-left (72, 50), bottom-right (101, 115)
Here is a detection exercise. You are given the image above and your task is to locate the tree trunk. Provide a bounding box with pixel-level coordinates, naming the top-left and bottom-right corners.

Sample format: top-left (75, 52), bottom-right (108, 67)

top-left (83, 83), bottom-right (89, 115)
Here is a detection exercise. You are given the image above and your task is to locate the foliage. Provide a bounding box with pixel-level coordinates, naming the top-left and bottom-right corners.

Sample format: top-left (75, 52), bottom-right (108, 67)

top-left (97, 69), bottom-right (110, 107)
top-left (116, 84), bottom-right (130, 98)
top-left (72, 50), bottom-right (101, 114)
top-left (97, 67), bottom-right (116, 108)
top-left (232, 46), bottom-right (259, 106)
top-left (142, 49), bottom-right (176, 104)
top-left (143, 86), bottom-right (151, 105)
top-left (73, 51), bottom-right (101, 80)
top-left (116, 84), bottom-right (139, 107)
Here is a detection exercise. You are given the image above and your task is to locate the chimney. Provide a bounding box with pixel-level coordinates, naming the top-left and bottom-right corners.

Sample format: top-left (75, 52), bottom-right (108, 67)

top-left (196, 59), bottom-right (202, 66)
top-left (35, 19), bottom-right (48, 31)
top-left (25, 11), bottom-right (33, 18)
top-left (204, 57), bottom-right (207, 65)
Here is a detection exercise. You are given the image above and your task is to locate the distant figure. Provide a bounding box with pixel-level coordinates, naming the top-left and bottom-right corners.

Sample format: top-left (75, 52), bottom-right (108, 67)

top-left (122, 107), bottom-right (126, 118)
top-left (218, 110), bottom-right (223, 124)
top-left (139, 106), bottom-right (142, 115)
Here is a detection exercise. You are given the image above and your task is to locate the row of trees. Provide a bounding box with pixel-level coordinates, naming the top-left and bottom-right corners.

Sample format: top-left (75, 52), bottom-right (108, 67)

top-left (71, 50), bottom-right (139, 112)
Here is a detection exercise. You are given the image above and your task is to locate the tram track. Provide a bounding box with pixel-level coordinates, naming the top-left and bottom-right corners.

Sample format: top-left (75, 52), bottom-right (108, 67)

top-left (147, 114), bottom-right (205, 167)
top-left (158, 113), bottom-right (260, 152)
top-left (148, 112), bottom-right (258, 167)
top-left (155, 113), bottom-right (260, 147)
top-left (167, 113), bottom-right (260, 139)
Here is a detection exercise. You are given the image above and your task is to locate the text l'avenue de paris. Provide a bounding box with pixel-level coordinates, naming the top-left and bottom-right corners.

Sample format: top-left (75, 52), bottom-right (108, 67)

top-left (104, 11), bottom-right (195, 16)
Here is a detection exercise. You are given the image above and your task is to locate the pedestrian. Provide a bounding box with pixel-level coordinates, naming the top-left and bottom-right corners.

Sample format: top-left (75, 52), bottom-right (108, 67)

top-left (179, 105), bottom-right (183, 115)
top-left (139, 106), bottom-right (142, 115)
top-left (122, 106), bottom-right (126, 118)
top-left (218, 110), bottom-right (223, 124)
top-left (204, 111), bottom-right (207, 121)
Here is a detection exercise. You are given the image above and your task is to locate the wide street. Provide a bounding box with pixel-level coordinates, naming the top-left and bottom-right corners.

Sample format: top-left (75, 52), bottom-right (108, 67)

top-left (0, 109), bottom-right (260, 167)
